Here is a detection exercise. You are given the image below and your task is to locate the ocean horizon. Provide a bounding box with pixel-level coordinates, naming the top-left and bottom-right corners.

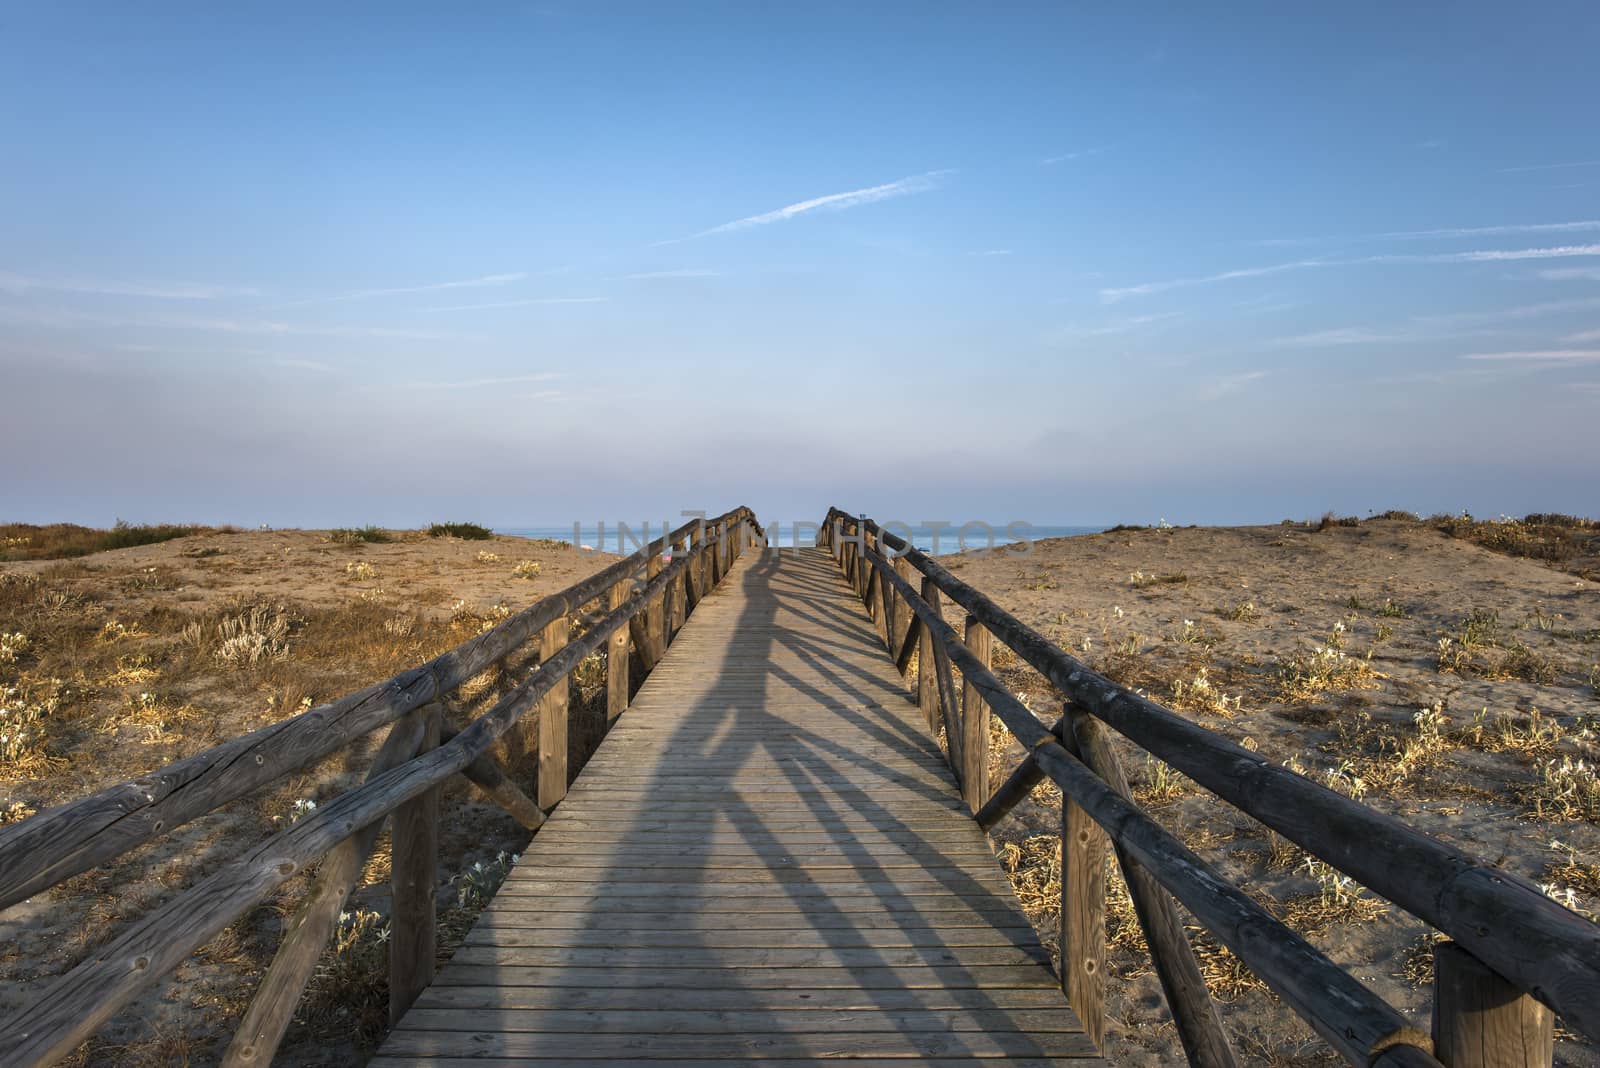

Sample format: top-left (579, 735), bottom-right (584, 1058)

top-left (496, 522), bottom-right (1104, 555)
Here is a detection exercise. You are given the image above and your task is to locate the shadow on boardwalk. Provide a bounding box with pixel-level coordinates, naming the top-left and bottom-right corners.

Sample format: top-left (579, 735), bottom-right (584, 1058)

top-left (374, 547), bottom-right (1099, 1064)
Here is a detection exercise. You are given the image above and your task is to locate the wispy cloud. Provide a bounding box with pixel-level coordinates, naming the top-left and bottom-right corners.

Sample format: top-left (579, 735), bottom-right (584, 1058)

top-left (1498, 160), bottom-right (1600, 174)
top-left (1442, 244), bottom-right (1600, 262)
top-left (972, 249), bottom-right (1013, 257)
top-left (1052, 312), bottom-right (1180, 341)
top-left (1253, 219), bottom-right (1600, 247)
top-left (394, 372), bottom-right (564, 390)
top-left (0, 304), bottom-right (460, 339)
top-left (1101, 259), bottom-right (1328, 301)
top-left (1198, 370), bottom-right (1267, 400)
top-left (286, 273), bottom-right (527, 306)
top-left (1378, 221), bottom-right (1600, 241)
top-left (1102, 245), bottom-right (1600, 301)
top-left (0, 271), bottom-right (254, 300)
top-left (422, 296), bottom-right (608, 312)
top-left (1276, 327), bottom-right (1419, 347)
top-left (1042, 147), bottom-right (1109, 165)
top-left (1463, 349), bottom-right (1600, 363)
top-left (675, 171), bottom-right (950, 242)
top-left (1539, 266), bottom-right (1600, 282)
top-left (1416, 297), bottom-right (1600, 326)
top-left (621, 269), bottom-right (720, 280)
top-left (268, 358), bottom-right (338, 373)
top-left (1565, 328), bottom-right (1600, 343)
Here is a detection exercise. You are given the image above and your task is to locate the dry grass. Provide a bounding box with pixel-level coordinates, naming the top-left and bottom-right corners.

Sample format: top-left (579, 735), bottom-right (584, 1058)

top-left (1430, 513), bottom-right (1600, 579)
top-left (0, 521), bottom-right (218, 562)
top-left (0, 526), bottom-right (605, 1065)
top-left (1284, 858), bottom-right (1388, 933)
top-left (1524, 756), bottom-right (1600, 822)
top-left (214, 605), bottom-right (292, 666)
top-left (1277, 629), bottom-right (1377, 701)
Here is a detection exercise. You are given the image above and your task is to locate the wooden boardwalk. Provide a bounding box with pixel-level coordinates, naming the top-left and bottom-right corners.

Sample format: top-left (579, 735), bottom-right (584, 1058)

top-left (374, 547), bottom-right (1101, 1065)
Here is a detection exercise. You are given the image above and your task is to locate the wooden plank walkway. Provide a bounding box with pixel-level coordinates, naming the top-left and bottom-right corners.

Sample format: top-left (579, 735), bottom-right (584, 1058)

top-left (374, 547), bottom-right (1102, 1065)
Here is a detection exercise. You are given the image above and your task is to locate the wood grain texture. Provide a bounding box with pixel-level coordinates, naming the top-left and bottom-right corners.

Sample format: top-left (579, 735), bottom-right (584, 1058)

top-left (220, 708), bottom-right (428, 1067)
top-left (535, 616), bottom-right (570, 810)
top-left (380, 547), bottom-right (1100, 1065)
top-left (607, 579), bottom-right (630, 724)
top-left (389, 704), bottom-right (442, 1024)
top-left (1067, 708), bottom-right (1236, 1068)
top-left (960, 615), bottom-right (992, 814)
top-left (1433, 942), bottom-right (1554, 1068)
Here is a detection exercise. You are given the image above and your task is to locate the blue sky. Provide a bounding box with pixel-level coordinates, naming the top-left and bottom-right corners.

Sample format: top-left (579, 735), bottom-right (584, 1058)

top-left (3, 3), bottom-right (1598, 528)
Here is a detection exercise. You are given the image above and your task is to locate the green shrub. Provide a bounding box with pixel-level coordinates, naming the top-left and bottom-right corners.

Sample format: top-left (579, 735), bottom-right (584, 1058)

top-left (428, 522), bottom-right (493, 541)
top-left (329, 525), bottom-right (391, 545)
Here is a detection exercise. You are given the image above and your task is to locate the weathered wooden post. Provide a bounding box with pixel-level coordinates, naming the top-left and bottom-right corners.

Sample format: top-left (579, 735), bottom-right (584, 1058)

top-left (1059, 719), bottom-right (1107, 1049)
top-left (607, 579), bottom-right (630, 725)
top-left (668, 534), bottom-right (688, 633)
top-left (221, 708), bottom-right (431, 1067)
top-left (960, 615), bottom-right (992, 814)
top-left (629, 548), bottom-right (667, 671)
top-left (917, 576), bottom-right (940, 731)
top-left (536, 615), bottom-right (569, 810)
top-left (389, 703), bottom-right (441, 1023)
top-left (1433, 942), bottom-right (1554, 1068)
top-left (1067, 707), bottom-right (1236, 1067)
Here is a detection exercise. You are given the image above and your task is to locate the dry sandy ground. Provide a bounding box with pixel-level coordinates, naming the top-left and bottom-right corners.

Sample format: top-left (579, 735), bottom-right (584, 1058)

top-left (944, 519), bottom-right (1599, 1065)
top-left (0, 529), bottom-right (611, 1066)
top-left (3, 520), bottom-right (1596, 1066)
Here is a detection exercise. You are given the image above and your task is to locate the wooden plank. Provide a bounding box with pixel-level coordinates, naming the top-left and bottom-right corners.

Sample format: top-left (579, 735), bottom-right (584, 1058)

top-left (396, 1006), bottom-right (1088, 1033)
top-left (389, 704), bottom-right (441, 1024)
top-left (411, 984), bottom-right (1070, 1011)
top-left (375, 546), bottom-right (1097, 1066)
top-left (372, 1059), bottom-right (1093, 1068)
top-left (430, 963), bottom-right (1062, 990)
top-left (379, 1028), bottom-right (1100, 1059)
top-left (535, 616), bottom-right (569, 810)
top-left (458, 928), bottom-right (1045, 950)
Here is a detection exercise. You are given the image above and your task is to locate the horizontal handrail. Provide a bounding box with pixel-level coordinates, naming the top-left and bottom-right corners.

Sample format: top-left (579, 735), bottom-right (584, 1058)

top-left (827, 507), bottom-right (1600, 1041)
top-left (0, 525), bottom-right (733, 1067)
top-left (849, 533), bottom-right (1440, 1067)
top-left (0, 508), bottom-right (754, 910)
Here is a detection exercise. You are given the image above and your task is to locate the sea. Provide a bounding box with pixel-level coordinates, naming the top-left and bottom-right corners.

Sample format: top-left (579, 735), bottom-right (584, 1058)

top-left (496, 522), bottom-right (1103, 555)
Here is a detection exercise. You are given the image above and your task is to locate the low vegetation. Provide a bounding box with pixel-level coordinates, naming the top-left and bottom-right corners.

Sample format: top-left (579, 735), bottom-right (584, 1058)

top-left (0, 521), bottom-right (213, 562)
top-left (0, 526), bottom-right (600, 1065)
top-left (427, 521), bottom-right (493, 540)
top-left (949, 509), bottom-right (1598, 1065)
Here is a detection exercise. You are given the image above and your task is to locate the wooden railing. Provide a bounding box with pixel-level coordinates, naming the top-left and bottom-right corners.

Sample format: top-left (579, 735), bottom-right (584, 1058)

top-left (0, 507), bottom-right (761, 1068)
top-left (822, 508), bottom-right (1599, 1068)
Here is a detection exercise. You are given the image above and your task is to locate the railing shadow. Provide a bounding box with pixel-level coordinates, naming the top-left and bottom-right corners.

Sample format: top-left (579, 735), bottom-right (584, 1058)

top-left (427, 545), bottom-right (1078, 1059)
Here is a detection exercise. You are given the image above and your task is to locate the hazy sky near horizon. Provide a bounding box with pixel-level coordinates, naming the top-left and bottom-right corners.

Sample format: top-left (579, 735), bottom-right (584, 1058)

top-left (3, 3), bottom-right (1598, 529)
